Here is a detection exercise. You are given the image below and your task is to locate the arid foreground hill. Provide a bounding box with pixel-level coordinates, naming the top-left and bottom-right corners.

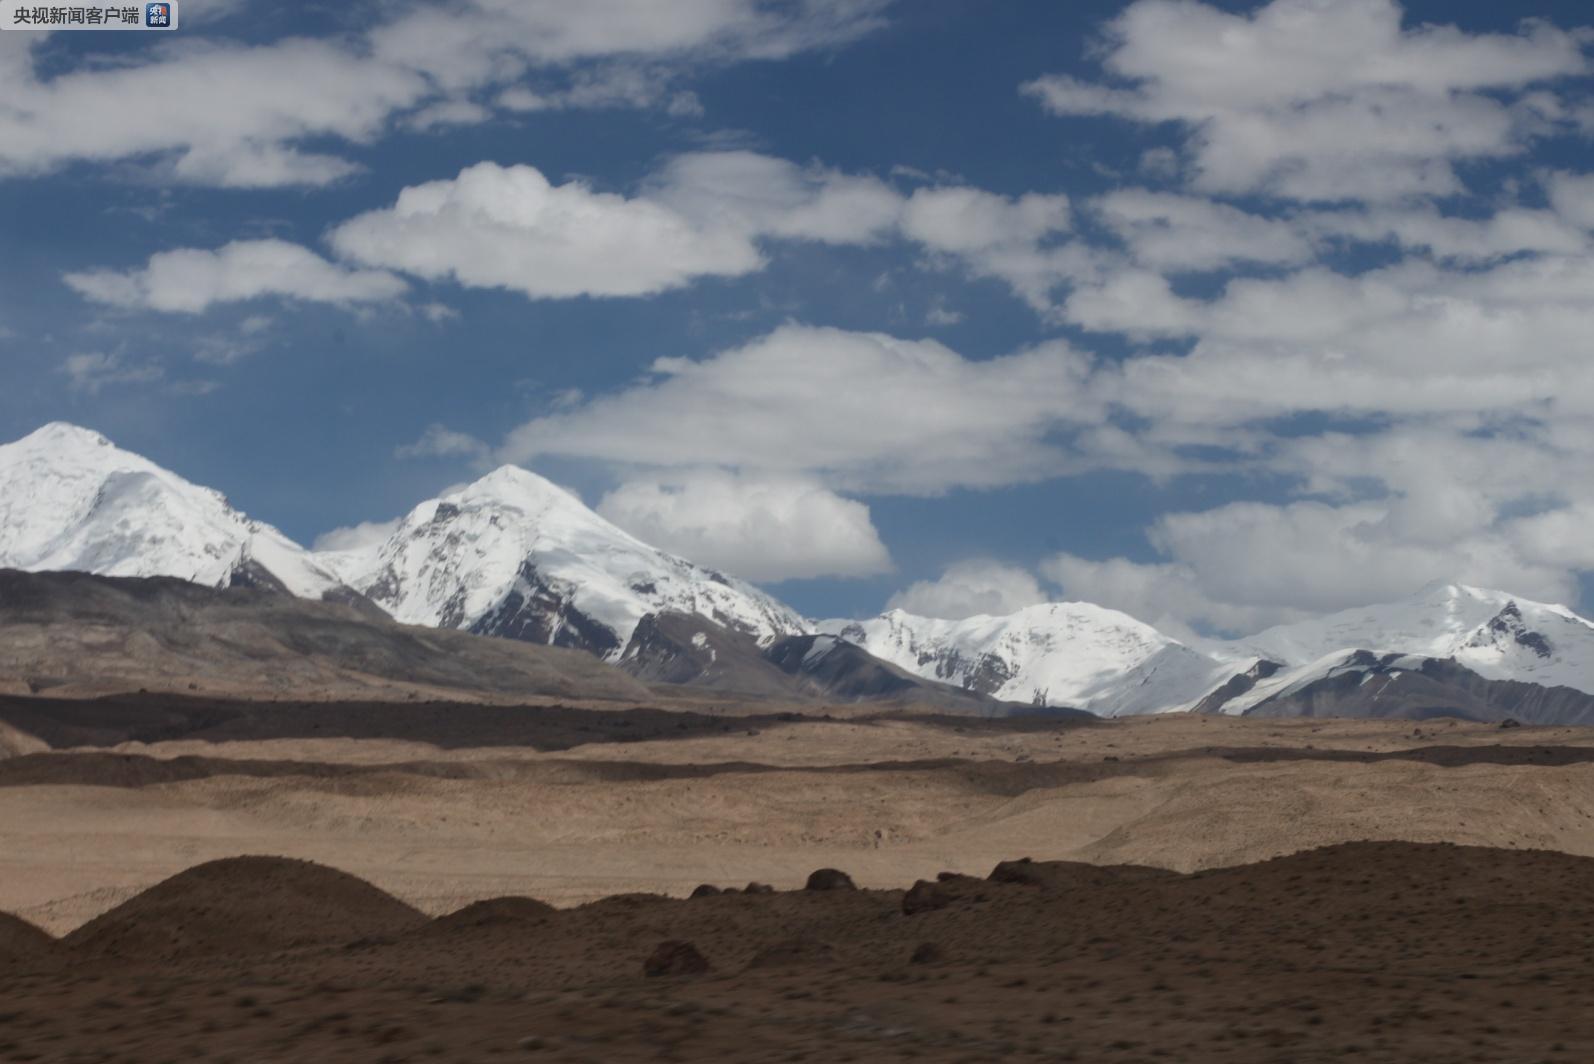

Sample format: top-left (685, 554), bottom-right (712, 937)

top-left (2, 841), bottom-right (1593, 1062)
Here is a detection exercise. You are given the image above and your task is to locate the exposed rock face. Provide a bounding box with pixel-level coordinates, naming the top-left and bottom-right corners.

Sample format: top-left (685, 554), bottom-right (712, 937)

top-left (1466, 601), bottom-right (1553, 659)
top-left (764, 635), bottom-right (924, 699)
top-left (468, 561), bottom-right (622, 659)
top-left (1191, 659), bottom-right (1284, 715)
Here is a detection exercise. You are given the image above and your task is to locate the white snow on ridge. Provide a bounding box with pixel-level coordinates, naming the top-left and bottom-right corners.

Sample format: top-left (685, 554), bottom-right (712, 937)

top-left (1214, 649), bottom-right (1375, 716)
top-left (1209, 583), bottom-right (1518, 665)
top-left (802, 635), bottom-right (840, 668)
top-left (1208, 582), bottom-right (1594, 696)
top-left (316, 464), bottom-right (810, 658)
top-left (0, 422), bottom-right (343, 599)
top-left (825, 602), bottom-right (1228, 715)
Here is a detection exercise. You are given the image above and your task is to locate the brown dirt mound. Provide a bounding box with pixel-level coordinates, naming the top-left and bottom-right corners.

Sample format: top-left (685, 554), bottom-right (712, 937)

top-left (643, 939), bottom-right (710, 976)
top-left (430, 896), bottom-right (556, 932)
top-left (64, 856), bottom-right (426, 962)
top-left (0, 911), bottom-right (58, 968)
top-left (803, 867), bottom-right (856, 891)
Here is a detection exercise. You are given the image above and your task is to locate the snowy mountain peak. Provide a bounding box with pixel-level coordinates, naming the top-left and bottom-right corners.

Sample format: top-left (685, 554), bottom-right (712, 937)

top-left (0, 422), bottom-right (344, 599)
top-left (316, 464), bottom-right (810, 660)
top-left (22, 421), bottom-right (115, 450)
top-left (450, 464), bottom-right (581, 509)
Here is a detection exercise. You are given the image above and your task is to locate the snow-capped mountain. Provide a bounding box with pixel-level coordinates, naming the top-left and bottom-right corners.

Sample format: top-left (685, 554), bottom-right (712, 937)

top-left (0, 423), bottom-right (347, 600)
top-left (1204, 583), bottom-right (1594, 700)
top-left (9, 423), bottom-right (1594, 721)
top-left (314, 465), bottom-right (810, 661)
top-left (824, 603), bottom-right (1234, 716)
top-left (826, 583), bottom-right (1594, 719)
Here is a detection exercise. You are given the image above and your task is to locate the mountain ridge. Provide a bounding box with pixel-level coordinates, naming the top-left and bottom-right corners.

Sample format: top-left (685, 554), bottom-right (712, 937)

top-left (830, 582), bottom-right (1594, 719)
top-left (6, 422), bottom-right (1594, 721)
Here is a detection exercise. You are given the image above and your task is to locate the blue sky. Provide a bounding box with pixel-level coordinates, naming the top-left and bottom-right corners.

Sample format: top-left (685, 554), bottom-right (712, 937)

top-left (4, 0), bottom-right (1594, 633)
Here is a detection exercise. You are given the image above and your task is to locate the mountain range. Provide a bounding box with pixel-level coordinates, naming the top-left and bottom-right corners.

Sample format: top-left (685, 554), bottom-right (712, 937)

top-left (4, 421), bottom-right (1594, 722)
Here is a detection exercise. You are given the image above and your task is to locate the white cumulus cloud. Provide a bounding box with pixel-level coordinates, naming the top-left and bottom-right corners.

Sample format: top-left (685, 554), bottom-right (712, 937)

top-left (63, 239), bottom-right (407, 314)
top-left (497, 325), bottom-right (1100, 494)
top-left (328, 162), bottom-right (764, 299)
top-left (886, 559), bottom-right (1049, 620)
top-left (1023, 0), bottom-right (1589, 203)
top-left (312, 519), bottom-right (401, 553)
top-left (395, 425), bottom-right (492, 462)
top-left (0, 1), bottom-right (889, 188)
top-left (598, 471), bottom-right (891, 582)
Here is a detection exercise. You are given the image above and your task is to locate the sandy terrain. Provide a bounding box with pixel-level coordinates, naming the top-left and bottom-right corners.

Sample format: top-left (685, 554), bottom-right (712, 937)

top-left (6, 695), bottom-right (1594, 1059)
top-left (3, 696), bottom-right (1592, 934)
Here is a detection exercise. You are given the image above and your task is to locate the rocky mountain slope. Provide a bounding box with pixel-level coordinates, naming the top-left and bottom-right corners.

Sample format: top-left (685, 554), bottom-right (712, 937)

top-left (1198, 649), bottom-right (1594, 724)
top-left (618, 611), bottom-right (1032, 713)
top-left (0, 568), bottom-right (651, 702)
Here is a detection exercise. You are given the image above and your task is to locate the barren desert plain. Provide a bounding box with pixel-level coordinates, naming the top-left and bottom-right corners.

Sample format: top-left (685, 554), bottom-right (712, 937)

top-left (6, 692), bottom-right (1594, 1062)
